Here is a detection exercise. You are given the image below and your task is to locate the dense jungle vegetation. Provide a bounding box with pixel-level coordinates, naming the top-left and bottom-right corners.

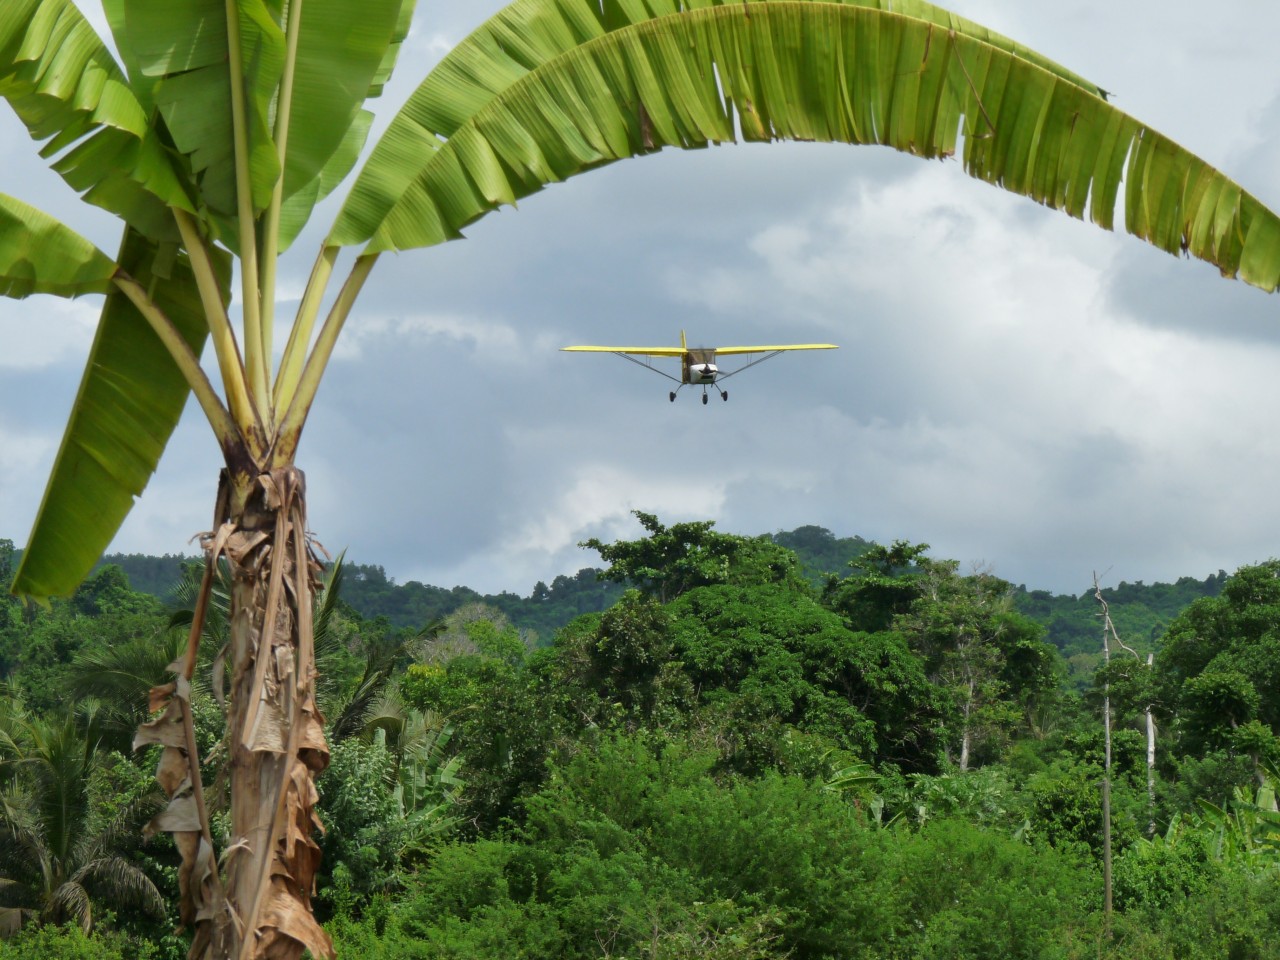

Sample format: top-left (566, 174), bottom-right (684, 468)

top-left (0, 517), bottom-right (1276, 959)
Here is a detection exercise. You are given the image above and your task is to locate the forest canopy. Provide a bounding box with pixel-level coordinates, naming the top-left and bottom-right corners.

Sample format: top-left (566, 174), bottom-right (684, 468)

top-left (0, 522), bottom-right (1271, 959)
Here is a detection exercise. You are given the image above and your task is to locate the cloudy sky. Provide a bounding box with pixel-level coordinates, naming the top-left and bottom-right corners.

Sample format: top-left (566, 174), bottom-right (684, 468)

top-left (3, 0), bottom-right (1280, 597)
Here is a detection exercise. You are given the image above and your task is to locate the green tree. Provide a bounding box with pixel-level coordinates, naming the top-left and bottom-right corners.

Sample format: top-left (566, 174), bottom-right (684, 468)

top-left (769, 526), bottom-right (875, 586)
top-left (826, 545), bottom-right (1057, 769)
top-left (823, 540), bottom-right (935, 632)
top-left (400, 636), bottom-right (573, 833)
top-left (583, 511), bottom-right (807, 603)
top-left (897, 563), bottom-right (1057, 770)
top-left (6, 2), bottom-right (1280, 957)
top-left (567, 590), bottom-right (686, 724)
top-left (1156, 562), bottom-right (1280, 788)
top-left (670, 582), bottom-right (941, 770)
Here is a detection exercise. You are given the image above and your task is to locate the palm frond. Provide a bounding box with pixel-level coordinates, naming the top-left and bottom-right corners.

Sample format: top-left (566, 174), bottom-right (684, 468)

top-left (71, 856), bottom-right (165, 920)
top-left (326, 634), bottom-right (408, 744)
top-left (71, 782), bottom-right (165, 868)
top-left (167, 556), bottom-right (231, 642)
top-left (44, 880), bottom-right (91, 932)
top-left (0, 794), bottom-right (48, 890)
top-left (66, 629), bottom-right (187, 724)
top-left (356, 689), bottom-right (408, 746)
top-left (312, 551), bottom-right (348, 668)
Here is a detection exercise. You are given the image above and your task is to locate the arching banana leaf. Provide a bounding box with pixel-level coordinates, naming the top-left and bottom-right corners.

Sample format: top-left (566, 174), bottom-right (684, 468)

top-left (334, 3), bottom-right (1280, 292)
top-left (330, 0), bottom-right (1106, 247)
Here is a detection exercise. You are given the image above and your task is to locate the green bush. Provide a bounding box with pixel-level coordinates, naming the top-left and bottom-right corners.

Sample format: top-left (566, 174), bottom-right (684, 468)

top-left (892, 819), bottom-right (1095, 960)
top-left (316, 736), bottom-right (406, 916)
top-left (1112, 834), bottom-right (1219, 912)
top-left (0, 925), bottom-right (155, 960)
top-left (492, 734), bottom-right (1100, 960)
top-left (1102, 869), bottom-right (1280, 960)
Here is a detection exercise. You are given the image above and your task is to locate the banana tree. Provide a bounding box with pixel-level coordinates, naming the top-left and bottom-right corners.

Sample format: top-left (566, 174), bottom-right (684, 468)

top-left (5, 1), bottom-right (1280, 958)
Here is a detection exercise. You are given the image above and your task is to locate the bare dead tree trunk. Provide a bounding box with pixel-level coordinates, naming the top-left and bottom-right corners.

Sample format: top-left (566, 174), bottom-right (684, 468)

top-left (1091, 574), bottom-right (1162, 928)
top-left (959, 677), bottom-right (974, 773)
top-left (137, 468), bottom-right (333, 960)
top-left (1093, 573), bottom-right (1114, 937)
top-left (1145, 653), bottom-right (1157, 837)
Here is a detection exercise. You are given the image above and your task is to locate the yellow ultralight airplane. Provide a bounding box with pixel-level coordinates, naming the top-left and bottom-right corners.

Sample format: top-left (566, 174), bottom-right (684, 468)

top-left (562, 332), bottom-right (838, 404)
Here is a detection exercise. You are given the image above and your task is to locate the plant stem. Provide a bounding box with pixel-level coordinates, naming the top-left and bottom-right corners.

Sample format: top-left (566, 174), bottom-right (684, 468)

top-left (173, 210), bottom-right (263, 448)
top-left (272, 253), bottom-right (377, 465)
top-left (273, 244), bottom-right (337, 421)
top-left (111, 272), bottom-right (241, 449)
top-left (225, 0), bottom-right (271, 417)
top-left (259, 0), bottom-right (306, 382)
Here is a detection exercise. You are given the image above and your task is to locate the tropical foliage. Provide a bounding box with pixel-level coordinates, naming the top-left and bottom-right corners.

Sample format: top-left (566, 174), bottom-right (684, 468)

top-left (7, 525), bottom-right (1280, 956)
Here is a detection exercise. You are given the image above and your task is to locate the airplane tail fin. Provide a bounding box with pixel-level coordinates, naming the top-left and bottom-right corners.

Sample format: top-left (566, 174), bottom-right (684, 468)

top-left (681, 330), bottom-right (687, 350)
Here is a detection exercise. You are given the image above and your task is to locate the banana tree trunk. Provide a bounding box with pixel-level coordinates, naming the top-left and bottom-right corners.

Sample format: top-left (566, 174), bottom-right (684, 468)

top-left (138, 467), bottom-right (333, 960)
top-left (222, 467), bottom-right (331, 960)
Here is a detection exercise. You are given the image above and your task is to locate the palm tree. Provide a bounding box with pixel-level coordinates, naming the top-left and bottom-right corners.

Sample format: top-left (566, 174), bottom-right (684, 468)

top-left (65, 629), bottom-right (189, 754)
top-left (4, 1), bottom-right (1280, 957)
top-left (0, 700), bottom-right (165, 937)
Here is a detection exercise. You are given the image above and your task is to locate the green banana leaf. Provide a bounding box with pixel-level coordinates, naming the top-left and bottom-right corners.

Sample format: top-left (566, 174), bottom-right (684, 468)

top-left (274, 0), bottom-right (404, 246)
top-left (369, 0), bottom-right (419, 99)
top-left (334, 3), bottom-right (1280, 293)
top-left (13, 228), bottom-right (231, 602)
top-left (8, 0), bottom-right (416, 600)
top-left (278, 110), bottom-right (375, 248)
top-left (330, 0), bottom-right (1105, 247)
top-left (123, 0), bottom-right (283, 226)
top-left (117, 0), bottom-right (410, 249)
top-left (0, 0), bottom-right (193, 239)
top-left (276, 0), bottom-right (418, 248)
top-left (0, 195), bottom-right (117, 298)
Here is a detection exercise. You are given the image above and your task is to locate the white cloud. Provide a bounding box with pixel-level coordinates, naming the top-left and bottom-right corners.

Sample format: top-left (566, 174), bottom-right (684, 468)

top-left (408, 466), bottom-right (728, 592)
top-left (0, 297), bottom-right (100, 370)
top-left (330, 311), bottom-right (562, 367)
top-left (505, 464), bottom-right (726, 555)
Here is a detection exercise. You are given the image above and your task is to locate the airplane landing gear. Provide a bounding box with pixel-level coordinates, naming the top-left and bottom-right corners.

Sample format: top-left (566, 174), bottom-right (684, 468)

top-left (722, 390), bottom-right (728, 402)
top-left (702, 392), bottom-right (708, 405)
top-left (669, 391), bottom-right (676, 402)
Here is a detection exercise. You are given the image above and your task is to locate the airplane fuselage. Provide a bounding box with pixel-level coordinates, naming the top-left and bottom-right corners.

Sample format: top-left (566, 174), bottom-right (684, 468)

top-left (686, 361), bottom-right (719, 384)
top-left (682, 347), bottom-right (719, 385)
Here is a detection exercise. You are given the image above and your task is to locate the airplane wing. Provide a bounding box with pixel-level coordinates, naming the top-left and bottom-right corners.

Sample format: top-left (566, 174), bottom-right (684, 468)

top-left (713, 343), bottom-right (838, 356)
top-left (561, 345), bottom-right (686, 356)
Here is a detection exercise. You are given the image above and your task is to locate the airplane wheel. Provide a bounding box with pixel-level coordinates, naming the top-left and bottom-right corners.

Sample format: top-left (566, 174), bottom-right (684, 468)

top-left (702, 393), bottom-right (708, 405)
top-left (669, 392), bottom-right (676, 402)
top-left (722, 391), bottom-right (728, 402)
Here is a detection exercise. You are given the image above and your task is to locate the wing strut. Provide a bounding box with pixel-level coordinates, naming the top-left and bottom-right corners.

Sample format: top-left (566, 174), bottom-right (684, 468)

top-left (615, 351), bottom-right (683, 384)
top-left (716, 350), bottom-right (786, 381)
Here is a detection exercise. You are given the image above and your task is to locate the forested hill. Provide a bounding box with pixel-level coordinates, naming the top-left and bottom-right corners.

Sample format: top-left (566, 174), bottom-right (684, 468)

top-left (47, 526), bottom-right (1227, 648)
top-left (45, 550), bottom-right (624, 639)
top-left (1014, 575), bottom-right (1228, 658)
